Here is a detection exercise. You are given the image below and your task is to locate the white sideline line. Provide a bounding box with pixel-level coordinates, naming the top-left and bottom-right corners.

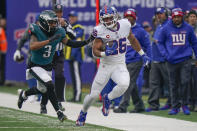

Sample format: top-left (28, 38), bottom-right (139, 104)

top-left (0, 92), bottom-right (197, 131)
top-left (0, 127), bottom-right (52, 128)
top-left (0, 121), bottom-right (24, 122)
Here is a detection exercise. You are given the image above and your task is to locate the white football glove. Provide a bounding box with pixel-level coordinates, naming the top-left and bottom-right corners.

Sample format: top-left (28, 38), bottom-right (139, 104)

top-left (13, 50), bottom-right (24, 63)
top-left (13, 50), bottom-right (21, 61)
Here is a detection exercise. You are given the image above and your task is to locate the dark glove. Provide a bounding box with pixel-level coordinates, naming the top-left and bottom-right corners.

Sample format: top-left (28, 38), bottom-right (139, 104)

top-left (105, 42), bottom-right (117, 56)
top-left (49, 34), bottom-right (61, 42)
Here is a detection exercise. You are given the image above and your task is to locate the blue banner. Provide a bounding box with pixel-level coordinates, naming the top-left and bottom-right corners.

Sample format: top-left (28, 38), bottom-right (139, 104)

top-left (6, 0), bottom-right (197, 84)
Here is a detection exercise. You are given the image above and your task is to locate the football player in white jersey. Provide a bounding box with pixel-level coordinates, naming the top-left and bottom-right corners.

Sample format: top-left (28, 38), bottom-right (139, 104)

top-left (76, 6), bottom-right (151, 126)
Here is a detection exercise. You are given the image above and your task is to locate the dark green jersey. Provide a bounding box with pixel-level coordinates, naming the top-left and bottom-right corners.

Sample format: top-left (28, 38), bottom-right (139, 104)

top-left (29, 24), bottom-right (65, 65)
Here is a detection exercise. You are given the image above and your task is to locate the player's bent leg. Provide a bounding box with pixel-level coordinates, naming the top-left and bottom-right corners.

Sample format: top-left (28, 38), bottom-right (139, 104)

top-left (45, 81), bottom-right (67, 122)
top-left (76, 110), bottom-right (87, 126)
top-left (108, 82), bottom-right (129, 100)
top-left (82, 90), bottom-right (100, 112)
top-left (109, 68), bottom-right (130, 100)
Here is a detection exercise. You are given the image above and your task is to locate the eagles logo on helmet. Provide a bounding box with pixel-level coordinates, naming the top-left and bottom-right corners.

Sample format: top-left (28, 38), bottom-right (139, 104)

top-left (39, 10), bottom-right (58, 35)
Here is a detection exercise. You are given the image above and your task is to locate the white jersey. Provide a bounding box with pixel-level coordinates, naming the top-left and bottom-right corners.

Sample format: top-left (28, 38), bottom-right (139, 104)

top-left (93, 19), bottom-right (131, 64)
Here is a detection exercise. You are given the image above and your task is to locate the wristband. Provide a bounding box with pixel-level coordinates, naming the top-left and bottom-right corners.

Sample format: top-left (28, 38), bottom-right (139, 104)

top-left (138, 49), bottom-right (145, 56)
top-left (100, 52), bottom-right (106, 57)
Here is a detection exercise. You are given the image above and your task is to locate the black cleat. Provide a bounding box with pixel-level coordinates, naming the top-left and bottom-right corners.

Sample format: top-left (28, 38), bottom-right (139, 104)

top-left (57, 110), bottom-right (67, 122)
top-left (58, 102), bottom-right (65, 111)
top-left (40, 104), bottom-right (47, 114)
top-left (17, 90), bottom-right (27, 109)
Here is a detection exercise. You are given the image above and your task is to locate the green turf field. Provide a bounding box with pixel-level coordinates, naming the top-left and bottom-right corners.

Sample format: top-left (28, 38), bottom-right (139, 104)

top-left (0, 106), bottom-right (121, 131)
top-left (1, 85), bottom-right (197, 123)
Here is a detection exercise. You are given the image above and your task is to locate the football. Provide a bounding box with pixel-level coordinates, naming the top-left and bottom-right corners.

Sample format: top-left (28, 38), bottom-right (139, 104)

top-left (107, 41), bottom-right (114, 47)
top-left (100, 41), bottom-right (114, 51)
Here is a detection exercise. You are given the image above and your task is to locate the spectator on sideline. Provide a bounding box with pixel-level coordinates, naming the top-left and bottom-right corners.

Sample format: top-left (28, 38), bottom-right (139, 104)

top-left (0, 15), bottom-right (7, 85)
top-left (157, 8), bottom-right (197, 115)
top-left (146, 7), bottom-right (171, 112)
top-left (65, 11), bottom-right (85, 102)
top-left (187, 9), bottom-right (197, 111)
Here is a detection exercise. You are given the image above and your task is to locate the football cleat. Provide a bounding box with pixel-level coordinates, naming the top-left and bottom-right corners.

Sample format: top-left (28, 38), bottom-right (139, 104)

top-left (17, 90), bottom-right (27, 109)
top-left (57, 110), bottom-right (67, 122)
top-left (182, 106), bottom-right (190, 115)
top-left (168, 108), bottom-right (180, 115)
top-left (160, 104), bottom-right (171, 110)
top-left (76, 110), bottom-right (87, 126)
top-left (102, 94), bottom-right (111, 116)
top-left (40, 104), bottom-right (47, 114)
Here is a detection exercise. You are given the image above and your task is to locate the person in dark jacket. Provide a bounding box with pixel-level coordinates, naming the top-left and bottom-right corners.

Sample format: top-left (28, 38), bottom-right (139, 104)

top-left (157, 8), bottom-right (197, 115)
top-left (146, 7), bottom-right (171, 112)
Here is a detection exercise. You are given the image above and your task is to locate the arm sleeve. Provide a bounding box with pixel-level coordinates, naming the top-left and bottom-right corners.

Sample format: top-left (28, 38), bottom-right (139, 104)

top-left (62, 24), bottom-right (76, 40)
top-left (66, 40), bottom-right (87, 48)
top-left (141, 30), bottom-right (151, 58)
top-left (17, 28), bottom-right (30, 50)
top-left (157, 28), bottom-right (167, 58)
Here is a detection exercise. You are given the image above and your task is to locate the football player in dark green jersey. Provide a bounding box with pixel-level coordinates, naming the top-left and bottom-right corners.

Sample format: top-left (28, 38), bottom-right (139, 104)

top-left (17, 10), bottom-right (90, 122)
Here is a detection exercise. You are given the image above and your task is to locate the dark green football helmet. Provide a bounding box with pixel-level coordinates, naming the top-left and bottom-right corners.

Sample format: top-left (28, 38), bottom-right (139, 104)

top-left (39, 10), bottom-right (58, 35)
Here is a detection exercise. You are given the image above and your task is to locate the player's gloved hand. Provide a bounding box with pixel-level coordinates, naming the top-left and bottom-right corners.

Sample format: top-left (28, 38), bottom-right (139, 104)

top-left (105, 43), bottom-right (117, 56)
top-left (49, 34), bottom-right (61, 42)
top-left (13, 50), bottom-right (24, 63)
top-left (142, 54), bottom-right (151, 67)
top-left (66, 26), bottom-right (76, 40)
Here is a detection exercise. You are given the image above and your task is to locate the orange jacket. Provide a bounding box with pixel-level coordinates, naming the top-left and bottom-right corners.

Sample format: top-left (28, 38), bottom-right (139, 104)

top-left (0, 27), bottom-right (7, 53)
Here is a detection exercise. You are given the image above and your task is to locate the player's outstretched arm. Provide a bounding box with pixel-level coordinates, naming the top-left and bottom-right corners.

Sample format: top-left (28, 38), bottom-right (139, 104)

top-left (29, 34), bottom-right (61, 50)
top-left (62, 37), bottom-right (88, 48)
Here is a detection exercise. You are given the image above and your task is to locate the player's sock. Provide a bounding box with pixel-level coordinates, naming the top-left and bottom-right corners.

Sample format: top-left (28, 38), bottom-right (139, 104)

top-left (41, 93), bottom-right (48, 105)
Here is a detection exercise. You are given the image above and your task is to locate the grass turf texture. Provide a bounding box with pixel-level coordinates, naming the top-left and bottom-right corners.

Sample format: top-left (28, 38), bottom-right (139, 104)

top-left (1, 85), bottom-right (197, 122)
top-left (0, 106), bottom-right (121, 131)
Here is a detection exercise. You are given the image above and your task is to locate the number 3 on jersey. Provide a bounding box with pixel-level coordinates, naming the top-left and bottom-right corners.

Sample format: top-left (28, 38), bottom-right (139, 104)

top-left (112, 37), bottom-right (127, 55)
top-left (43, 45), bottom-right (52, 57)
